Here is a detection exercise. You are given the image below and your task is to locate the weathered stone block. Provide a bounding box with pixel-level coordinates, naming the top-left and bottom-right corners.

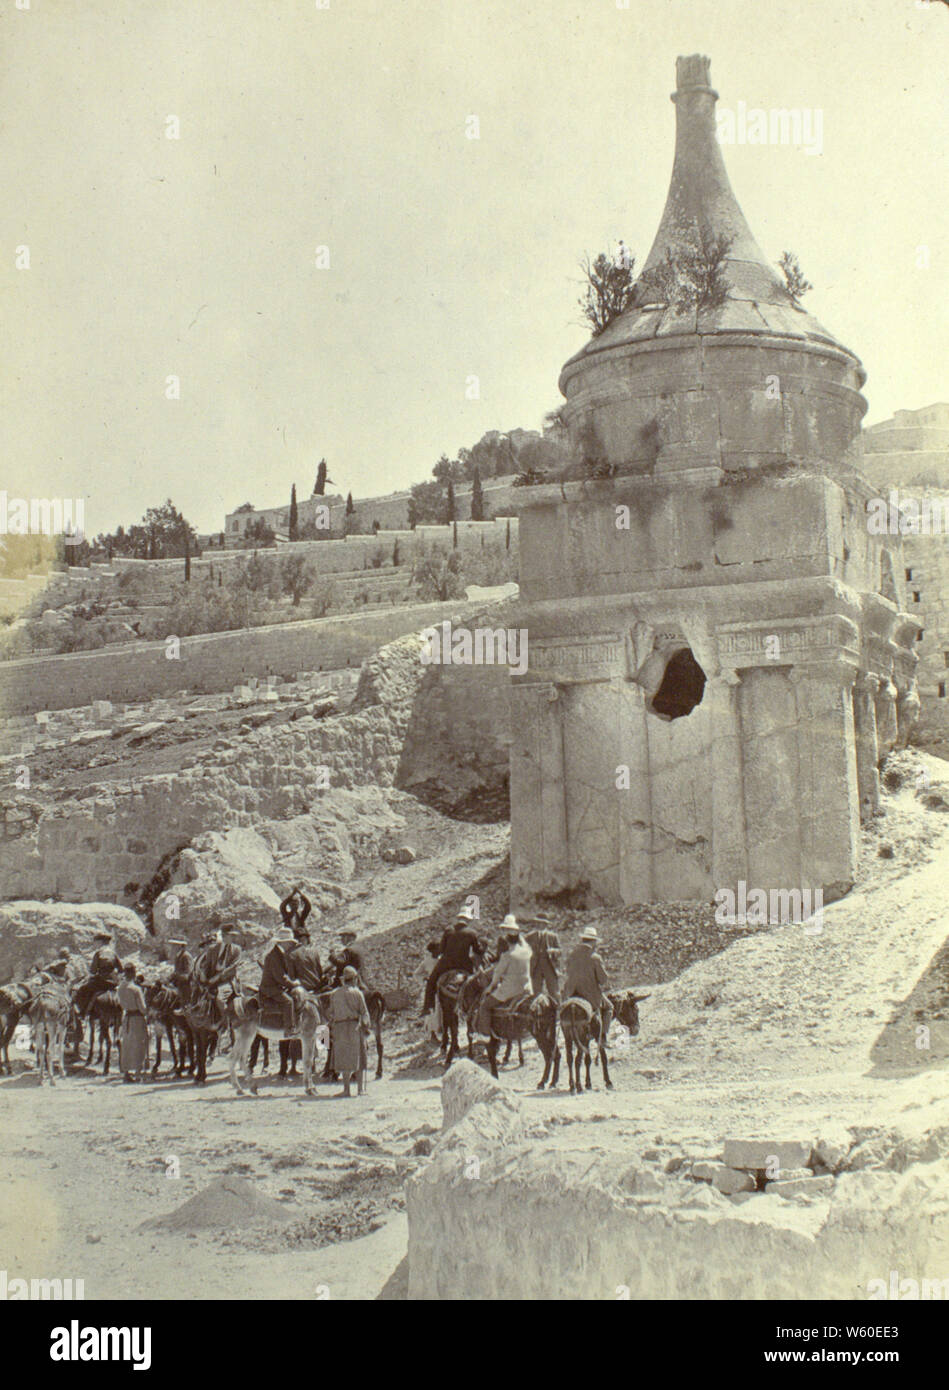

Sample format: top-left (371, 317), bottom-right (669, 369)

top-left (765, 1175), bottom-right (835, 1199)
top-left (708, 1166), bottom-right (756, 1195)
top-left (723, 1139), bottom-right (811, 1172)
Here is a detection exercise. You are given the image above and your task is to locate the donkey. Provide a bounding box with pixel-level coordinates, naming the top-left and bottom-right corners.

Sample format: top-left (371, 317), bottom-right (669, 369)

top-left (29, 985), bottom-right (71, 1086)
top-left (436, 968), bottom-right (473, 1066)
top-left (228, 988), bottom-right (326, 1096)
top-left (560, 989), bottom-right (650, 1094)
top-left (484, 992), bottom-right (560, 1087)
top-left (85, 990), bottom-right (123, 1075)
top-left (182, 988), bottom-right (227, 1085)
top-left (146, 982), bottom-right (194, 1077)
top-left (0, 983), bottom-right (32, 1075)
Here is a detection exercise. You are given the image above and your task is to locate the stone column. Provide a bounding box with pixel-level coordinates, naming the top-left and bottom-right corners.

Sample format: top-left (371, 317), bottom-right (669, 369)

top-left (852, 673), bottom-right (881, 819)
top-left (707, 670), bottom-right (748, 894)
top-left (509, 681), bottom-right (568, 904)
top-left (874, 677), bottom-right (899, 762)
top-left (790, 659), bottom-right (860, 895)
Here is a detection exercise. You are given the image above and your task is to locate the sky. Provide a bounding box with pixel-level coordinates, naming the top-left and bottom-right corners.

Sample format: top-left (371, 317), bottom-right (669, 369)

top-left (1, 0), bottom-right (947, 536)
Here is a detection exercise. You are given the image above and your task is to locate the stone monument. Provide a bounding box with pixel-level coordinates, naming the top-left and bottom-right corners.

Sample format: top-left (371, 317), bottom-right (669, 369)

top-left (510, 55), bottom-right (919, 908)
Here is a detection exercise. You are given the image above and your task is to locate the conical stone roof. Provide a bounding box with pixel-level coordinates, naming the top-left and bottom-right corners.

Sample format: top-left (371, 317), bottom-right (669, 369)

top-left (561, 55), bottom-right (862, 387)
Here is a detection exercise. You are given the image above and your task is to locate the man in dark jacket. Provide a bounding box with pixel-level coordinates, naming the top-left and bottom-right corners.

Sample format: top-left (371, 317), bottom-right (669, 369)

top-left (258, 935), bottom-right (298, 1031)
top-left (421, 907), bottom-right (485, 1016)
top-left (194, 924), bottom-right (242, 997)
top-left (288, 927), bottom-right (323, 994)
top-left (75, 931), bottom-right (123, 1015)
top-left (330, 928), bottom-right (372, 993)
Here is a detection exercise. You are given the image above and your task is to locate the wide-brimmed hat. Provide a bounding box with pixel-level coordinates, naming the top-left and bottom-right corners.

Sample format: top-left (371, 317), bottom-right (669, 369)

top-left (455, 904), bottom-right (476, 923)
top-left (339, 927), bottom-right (357, 940)
top-left (168, 938), bottom-right (187, 948)
top-left (501, 913), bottom-right (520, 937)
top-left (580, 926), bottom-right (598, 943)
top-left (92, 931), bottom-right (112, 942)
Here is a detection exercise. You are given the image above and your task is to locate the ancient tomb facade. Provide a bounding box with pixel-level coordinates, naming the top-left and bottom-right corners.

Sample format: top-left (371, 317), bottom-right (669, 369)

top-left (510, 55), bottom-right (920, 908)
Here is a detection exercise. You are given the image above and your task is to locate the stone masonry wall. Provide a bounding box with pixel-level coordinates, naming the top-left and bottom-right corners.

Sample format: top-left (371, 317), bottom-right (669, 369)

top-left (0, 603), bottom-right (512, 903)
top-left (0, 599), bottom-right (482, 717)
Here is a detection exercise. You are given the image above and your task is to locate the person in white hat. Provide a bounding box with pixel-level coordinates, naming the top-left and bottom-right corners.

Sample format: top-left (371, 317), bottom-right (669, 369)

top-left (562, 926), bottom-right (610, 1015)
top-left (476, 914), bottom-right (532, 1035)
top-left (420, 904), bottom-right (485, 1018)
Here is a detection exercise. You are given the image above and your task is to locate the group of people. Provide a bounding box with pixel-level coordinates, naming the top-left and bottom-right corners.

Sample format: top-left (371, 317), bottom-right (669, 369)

top-left (421, 905), bottom-right (611, 1035)
top-left (24, 887), bottom-right (375, 1089)
top-left (22, 894), bottom-right (612, 1085)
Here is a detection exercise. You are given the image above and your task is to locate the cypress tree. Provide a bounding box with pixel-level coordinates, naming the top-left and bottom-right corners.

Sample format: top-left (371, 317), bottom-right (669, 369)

top-left (470, 467), bottom-right (484, 521)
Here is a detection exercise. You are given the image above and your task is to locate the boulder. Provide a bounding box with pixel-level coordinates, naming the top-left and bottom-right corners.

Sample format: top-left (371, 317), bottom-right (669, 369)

top-left (0, 901), bottom-right (148, 980)
top-left (152, 828), bottom-right (281, 937)
top-left (441, 1058), bottom-right (520, 1133)
top-left (712, 1167), bottom-right (757, 1195)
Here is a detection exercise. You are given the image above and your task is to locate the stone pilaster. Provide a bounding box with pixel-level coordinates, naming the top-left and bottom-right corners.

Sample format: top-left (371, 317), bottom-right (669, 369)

top-left (509, 682), bottom-right (568, 905)
top-left (707, 670), bottom-right (748, 891)
top-left (790, 659), bottom-right (860, 894)
top-left (853, 672), bottom-right (881, 818)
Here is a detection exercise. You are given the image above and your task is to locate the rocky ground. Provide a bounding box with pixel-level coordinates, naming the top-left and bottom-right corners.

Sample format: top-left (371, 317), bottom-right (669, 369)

top-left (2, 750), bottom-right (948, 1299)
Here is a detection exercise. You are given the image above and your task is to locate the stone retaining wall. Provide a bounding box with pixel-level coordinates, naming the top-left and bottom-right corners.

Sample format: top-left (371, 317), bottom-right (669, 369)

top-left (0, 599), bottom-right (482, 716)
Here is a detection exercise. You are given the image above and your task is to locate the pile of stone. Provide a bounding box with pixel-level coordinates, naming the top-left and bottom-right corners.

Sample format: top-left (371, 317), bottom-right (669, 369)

top-left (681, 1137), bottom-right (847, 1199)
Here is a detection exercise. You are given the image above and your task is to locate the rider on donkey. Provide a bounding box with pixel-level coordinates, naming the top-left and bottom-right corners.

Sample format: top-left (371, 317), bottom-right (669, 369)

top-left (475, 915), bottom-right (532, 1036)
top-left (330, 928), bottom-right (371, 993)
top-left (258, 932), bottom-right (299, 1032)
top-left (169, 938), bottom-right (194, 1005)
top-left (288, 920), bottom-right (323, 994)
top-left (194, 922), bottom-right (242, 1006)
top-left (420, 904), bottom-right (484, 1018)
top-left (562, 925), bottom-right (612, 1031)
top-left (74, 930), bottom-right (122, 1016)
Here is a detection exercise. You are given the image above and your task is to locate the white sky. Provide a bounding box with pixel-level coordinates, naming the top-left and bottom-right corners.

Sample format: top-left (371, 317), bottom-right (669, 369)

top-left (1, 0), bottom-right (946, 535)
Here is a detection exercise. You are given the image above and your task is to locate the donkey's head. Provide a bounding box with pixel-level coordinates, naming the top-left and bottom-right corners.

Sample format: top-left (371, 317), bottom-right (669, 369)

top-left (608, 989), bottom-right (650, 1037)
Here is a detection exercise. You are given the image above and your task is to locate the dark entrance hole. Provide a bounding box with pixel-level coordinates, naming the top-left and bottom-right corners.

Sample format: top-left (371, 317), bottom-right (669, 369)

top-left (650, 647), bottom-right (706, 721)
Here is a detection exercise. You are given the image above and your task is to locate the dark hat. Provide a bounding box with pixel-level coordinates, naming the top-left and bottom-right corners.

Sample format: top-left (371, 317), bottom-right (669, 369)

top-left (93, 931), bottom-right (112, 942)
top-left (339, 927), bottom-right (357, 939)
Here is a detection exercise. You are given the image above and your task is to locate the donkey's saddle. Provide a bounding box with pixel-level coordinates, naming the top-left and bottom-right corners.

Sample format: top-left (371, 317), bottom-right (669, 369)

top-left (259, 1008), bottom-right (300, 1035)
top-left (493, 991), bottom-right (532, 1019)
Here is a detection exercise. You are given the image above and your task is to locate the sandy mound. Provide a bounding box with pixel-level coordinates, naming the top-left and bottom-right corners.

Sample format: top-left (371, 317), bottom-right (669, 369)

top-left (142, 1177), bottom-right (294, 1232)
